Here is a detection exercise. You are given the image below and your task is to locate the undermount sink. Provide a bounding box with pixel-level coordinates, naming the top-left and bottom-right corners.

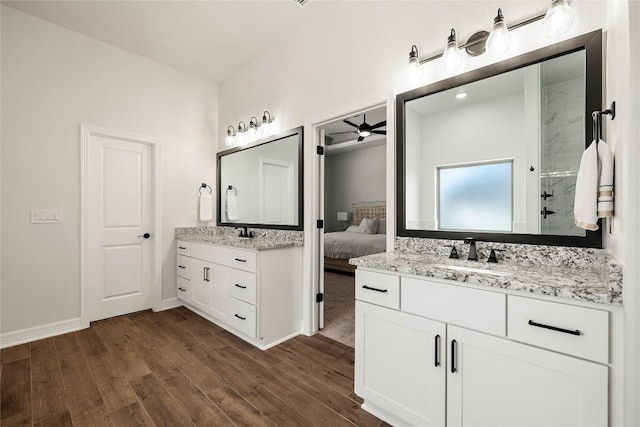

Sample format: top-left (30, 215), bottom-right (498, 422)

top-left (432, 264), bottom-right (511, 277)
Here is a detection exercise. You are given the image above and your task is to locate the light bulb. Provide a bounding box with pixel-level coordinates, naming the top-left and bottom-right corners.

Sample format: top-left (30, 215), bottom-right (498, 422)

top-left (248, 117), bottom-right (258, 142)
top-left (543, 0), bottom-right (574, 38)
top-left (261, 111), bottom-right (273, 137)
top-left (407, 45), bottom-right (422, 83)
top-left (225, 134), bottom-right (234, 147)
top-left (443, 29), bottom-right (462, 73)
top-left (486, 8), bottom-right (511, 55)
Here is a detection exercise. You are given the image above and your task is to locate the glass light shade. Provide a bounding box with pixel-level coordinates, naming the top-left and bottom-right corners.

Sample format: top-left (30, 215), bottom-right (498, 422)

top-left (442, 30), bottom-right (462, 73)
top-left (543, 0), bottom-right (574, 38)
top-left (407, 45), bottom-right (422, 83)
top-left (261, 121), bottom-right (271, 138)
top-left (224, 134), bottom-right (234, 147)
top-left (247, 127), bottom-right (257, 141)
top-left (486, 11), bottom-right (511, 55)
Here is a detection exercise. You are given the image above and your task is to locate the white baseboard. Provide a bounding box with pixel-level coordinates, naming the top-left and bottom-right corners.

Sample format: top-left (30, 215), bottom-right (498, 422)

top-left (0, 317), bottom-right (84, 349)
top-left (157, 297), bottom-right (182, 311)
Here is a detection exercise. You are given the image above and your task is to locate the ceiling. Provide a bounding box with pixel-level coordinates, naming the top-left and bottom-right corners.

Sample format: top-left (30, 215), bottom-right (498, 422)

top-left (2, 0), bottom-right (307, 83)
top-left (321, 105), bottom-right (387, 148)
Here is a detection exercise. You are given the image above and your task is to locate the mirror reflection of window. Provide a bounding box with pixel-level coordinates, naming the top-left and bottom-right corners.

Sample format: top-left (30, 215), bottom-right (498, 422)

top-left (438, 160), bottom-right (513, 232)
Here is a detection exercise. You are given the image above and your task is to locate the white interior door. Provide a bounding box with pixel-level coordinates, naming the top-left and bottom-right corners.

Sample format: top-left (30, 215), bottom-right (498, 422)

top-left (260, 159), bottom-right (294, 224)
top-left (88, 134), bottom-right (153, 321)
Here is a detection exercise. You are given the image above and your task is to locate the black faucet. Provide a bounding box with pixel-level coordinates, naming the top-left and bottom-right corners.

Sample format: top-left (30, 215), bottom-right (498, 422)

top-left (236, 226), bottom-right (254, 238)
top-left (464, 237), bottom-right (478, 261)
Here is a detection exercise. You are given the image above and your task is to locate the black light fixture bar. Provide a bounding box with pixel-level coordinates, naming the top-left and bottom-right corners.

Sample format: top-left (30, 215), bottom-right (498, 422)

top-left (416, 13), bottom-right (545, 66)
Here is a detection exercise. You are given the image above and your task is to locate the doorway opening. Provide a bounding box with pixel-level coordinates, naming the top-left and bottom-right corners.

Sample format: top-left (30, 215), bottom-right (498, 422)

top-left (303, 92), bottom-right (394, 343)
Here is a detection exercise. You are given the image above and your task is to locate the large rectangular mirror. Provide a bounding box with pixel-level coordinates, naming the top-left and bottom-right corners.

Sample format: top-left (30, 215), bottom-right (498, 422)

top-left (397, 30), bottom-right (602, 247)
top-left (217, 126), bottom-right (303, 230)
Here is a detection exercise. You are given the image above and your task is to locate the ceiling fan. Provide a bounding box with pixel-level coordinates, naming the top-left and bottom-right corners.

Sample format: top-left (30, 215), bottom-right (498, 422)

top-left (330, 114), bottom-right (386, 142)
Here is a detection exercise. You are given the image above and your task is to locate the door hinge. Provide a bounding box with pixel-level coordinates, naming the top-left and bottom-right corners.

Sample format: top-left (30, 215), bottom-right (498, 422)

top-left (316, 146), bottom-right (324, 155)
top-left (316, 293), bottom-right (324, 303)
top-left (316, 219), bottom-right (324, 229)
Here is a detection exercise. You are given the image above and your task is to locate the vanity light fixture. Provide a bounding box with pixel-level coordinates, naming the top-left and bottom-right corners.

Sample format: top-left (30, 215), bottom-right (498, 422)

top-left (442, 29), bottom-right (463, 72)
top-left (486, 8), bottom-right (511, 55)
top-left (543, 0), bottom-right (574, 38)
top-left (225, 111), bottom-right (275, 148)
top-left (225, 126), bottom-right (236, 147)
top-left (407, 1), bottom-right (574, 74)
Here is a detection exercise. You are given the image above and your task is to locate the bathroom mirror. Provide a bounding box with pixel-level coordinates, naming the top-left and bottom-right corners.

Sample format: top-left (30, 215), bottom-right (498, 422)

top-left (217, 126), bottom-right (303, 230)
top-left (397, 30), bottom-right (602, 247)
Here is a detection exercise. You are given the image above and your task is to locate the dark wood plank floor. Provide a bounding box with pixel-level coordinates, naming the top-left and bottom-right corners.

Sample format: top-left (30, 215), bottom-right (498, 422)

top-left (0, 307), bottom-right (385, 427)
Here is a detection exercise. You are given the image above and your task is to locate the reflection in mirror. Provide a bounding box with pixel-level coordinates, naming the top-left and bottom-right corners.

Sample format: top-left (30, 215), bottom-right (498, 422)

top-left (217, 127), bottom-right (303, 230)
top-left (405, 50), bottom-right (585, 236)
top-left (397, 30), bottom-right (602, 247)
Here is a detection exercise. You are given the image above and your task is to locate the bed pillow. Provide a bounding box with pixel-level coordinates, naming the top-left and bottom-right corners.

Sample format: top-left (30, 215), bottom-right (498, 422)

top-left (359, 217), bottom-right (379, 234)
top-left (377, 218), bottom-right (386, 234)
top-left (345, 225), bottom-right (364, 233)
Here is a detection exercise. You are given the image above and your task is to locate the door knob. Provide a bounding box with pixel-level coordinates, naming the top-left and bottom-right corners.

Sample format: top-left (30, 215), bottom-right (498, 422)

top-left (138, 233), bottom-right (151, 239)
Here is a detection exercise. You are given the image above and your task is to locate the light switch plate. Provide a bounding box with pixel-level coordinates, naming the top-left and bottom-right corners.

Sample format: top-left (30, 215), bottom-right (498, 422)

top-left (31, 209), bottom-right (63, 223)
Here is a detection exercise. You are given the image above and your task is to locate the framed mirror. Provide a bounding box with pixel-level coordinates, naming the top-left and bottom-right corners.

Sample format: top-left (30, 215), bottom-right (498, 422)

top-left (217, 126), bottom-right (303, 231)
top-left (396, 30), bottom-right (602, 248)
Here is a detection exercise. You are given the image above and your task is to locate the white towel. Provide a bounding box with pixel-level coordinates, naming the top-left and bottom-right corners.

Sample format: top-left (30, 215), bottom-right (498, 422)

top-left (574, 139), bottom-right (614, 230)
top-left (226, 195), bottom-right (239, 221)
top-left (199, 194), bottom-right (213, 222)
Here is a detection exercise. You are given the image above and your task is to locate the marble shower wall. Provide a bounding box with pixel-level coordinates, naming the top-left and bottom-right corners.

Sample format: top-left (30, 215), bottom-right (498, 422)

top-left (540, 76), bottom-right (585, 236)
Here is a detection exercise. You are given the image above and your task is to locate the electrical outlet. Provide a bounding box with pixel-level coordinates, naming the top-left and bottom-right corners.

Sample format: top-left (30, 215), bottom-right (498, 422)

top-left (191, 211), bottom-right (197, 221)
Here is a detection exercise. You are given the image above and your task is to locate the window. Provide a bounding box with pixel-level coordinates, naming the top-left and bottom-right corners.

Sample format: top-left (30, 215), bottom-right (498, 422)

top-left (438, 160), bottom-right (513, 232)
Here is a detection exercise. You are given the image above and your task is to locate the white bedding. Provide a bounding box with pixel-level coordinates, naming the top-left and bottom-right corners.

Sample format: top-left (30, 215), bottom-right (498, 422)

top-left (324, 231), bottom-right (386, 259)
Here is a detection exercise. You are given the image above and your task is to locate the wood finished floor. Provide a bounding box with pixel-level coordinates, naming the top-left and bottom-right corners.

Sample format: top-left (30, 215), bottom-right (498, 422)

top-left (0, 307), bottom-right (386, 427)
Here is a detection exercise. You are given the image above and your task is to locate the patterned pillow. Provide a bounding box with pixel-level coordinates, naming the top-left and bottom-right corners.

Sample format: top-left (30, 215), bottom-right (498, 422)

top-left (359, 217), bottom-right (379, 234)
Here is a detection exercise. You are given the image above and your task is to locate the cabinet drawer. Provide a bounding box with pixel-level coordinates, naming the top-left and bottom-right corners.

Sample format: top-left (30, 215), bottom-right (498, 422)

top-left (228, 297), bottom-right (257, 338)
top-left (176, 276), bottom-right (190, 302)
top-left (191, 243), bottom-right (257, 273)
top-left (356, 270), bottom-right (400, 309)
top-left (508, 296), bottom-right (609, 364)
top-left (177, 240), bottom-right (191, 256)
top-left (402, 277), bottom-right (506, 336)
top-left (176, 255), bottom-right (191, 279)
top-left (230, 269), bottom-right (257, 305)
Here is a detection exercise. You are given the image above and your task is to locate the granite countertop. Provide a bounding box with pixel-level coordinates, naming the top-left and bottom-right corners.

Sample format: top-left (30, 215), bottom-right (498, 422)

top-left (176, 230), bottom-right (303, 251)
top-left (350, 252), bottom-right (623, 306)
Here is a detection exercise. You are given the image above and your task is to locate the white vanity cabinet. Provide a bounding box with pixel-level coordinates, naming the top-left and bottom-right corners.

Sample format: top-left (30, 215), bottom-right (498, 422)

top-left (355, 269), bottom-right (610, 427)
top-left (176, 239), bottom-right (301, 349)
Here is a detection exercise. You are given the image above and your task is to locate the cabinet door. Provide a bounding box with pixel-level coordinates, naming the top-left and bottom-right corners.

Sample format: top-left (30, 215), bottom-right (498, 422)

top-left (447, 325), bottom-right (608, 427)
top-left (208, 263), bottom-right (230, 322)
top-left (190, 259), bottom-right (211, 312)
top-left (355, 301), bottom-right (446, 426)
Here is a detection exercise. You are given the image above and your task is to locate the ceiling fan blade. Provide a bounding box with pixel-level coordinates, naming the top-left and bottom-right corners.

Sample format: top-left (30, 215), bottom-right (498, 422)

top-left (328, 131), bottom-right (357, 135)
top-left (372, 130), bottom-right (386, 135)
top-left (371, 120), bottom-right (387, 129)
top-left (343, 119), bottom-right (359, 128)
top-left (357, 136), bottom-right (365, 142)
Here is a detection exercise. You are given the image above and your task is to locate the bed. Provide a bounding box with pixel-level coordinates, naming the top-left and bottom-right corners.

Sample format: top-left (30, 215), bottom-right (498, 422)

top-left (324, 201), bottom-right (386, 274)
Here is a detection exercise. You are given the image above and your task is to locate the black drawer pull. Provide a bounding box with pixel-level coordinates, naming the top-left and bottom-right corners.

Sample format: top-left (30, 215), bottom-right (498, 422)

top-left (178, 246), bottom-right (187, 250)
top-left (178, 287), bottom-right (186, 292)
top-left (451, 339), bottom-right (457, 373)
top-left (362, 285), bottom-right (388, 293)
top-left (434, 335), bottom-right (441, 367)
top-left (235, 284), bottom-right (247, 289)
top-left (178, 265), bottom-right (186, 269)
top-left (234, 314), bottom-right (246, 320)
top-left (234, 258), bottom-right (247, 263)
top-left (528, 320), bottom-right (581, 336)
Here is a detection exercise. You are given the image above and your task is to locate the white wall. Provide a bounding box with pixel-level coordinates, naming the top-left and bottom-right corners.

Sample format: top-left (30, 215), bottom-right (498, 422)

top-left (1, 6), bottom-right (218, 334)
top-left (324, 145), bottom-right (386, 232)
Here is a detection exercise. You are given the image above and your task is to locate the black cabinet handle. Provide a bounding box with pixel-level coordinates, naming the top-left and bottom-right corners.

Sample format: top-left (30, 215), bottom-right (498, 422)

top-left (234, 314), bottom-right (246, 320)
top-left (234, 258), bottom-right (247, 263)
top-left (178, 287), bottom-right (186, 292)
top-left (203, 267), bottom-right (210, 282)
top-left (178, 246), bottom-right (187, 250)
top-left (178, 265), bottom-right (186, 269)
top-left (234, 284), bottom-right (247, 289)
top-left (434, 335), bottom-right (441, 367)
top-left (362, 285), bottom-right (388, 293)
top-left (451, 340), bottom-right (457, 373)
top-left (528, 320), bottom-right (581, 336)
